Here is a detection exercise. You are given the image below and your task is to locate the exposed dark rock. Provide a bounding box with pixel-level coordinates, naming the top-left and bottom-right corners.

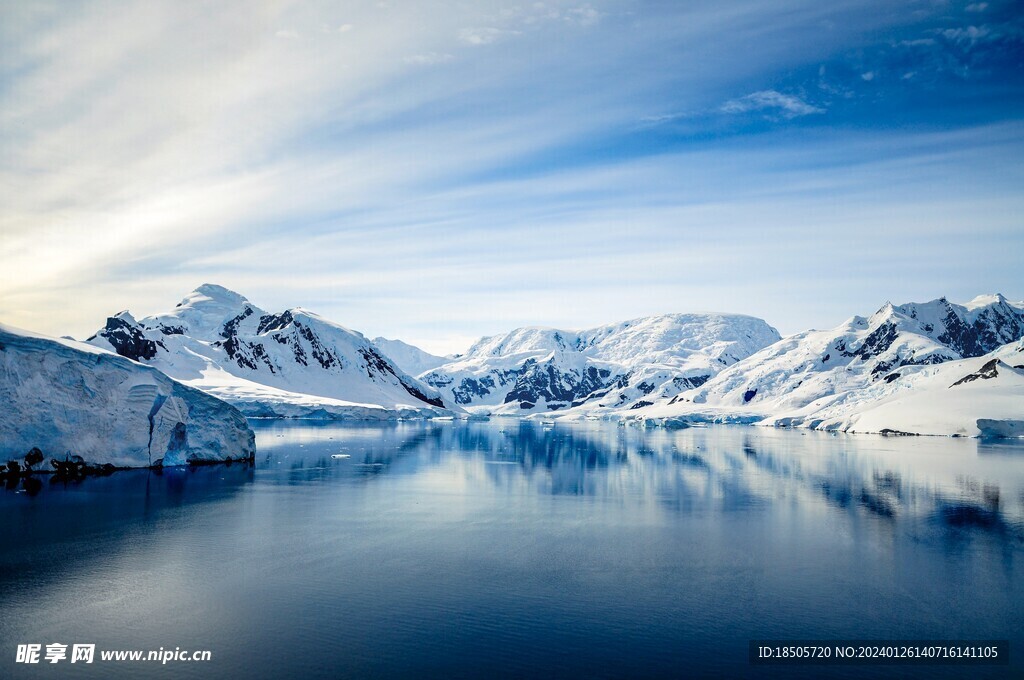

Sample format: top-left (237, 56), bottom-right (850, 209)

top-left (937, 301), bottom-right (1024, 358)
top-left (356, 346), bottom-right (444, 407)
top-left (427, 369), bottom-right (521, 405)
top-left (950, 359), bottom-right (1000, 387)
top-left (220, 307), bottom-right (256, 365)
top-left (879, 428), bottom-right (918, 436)
top-left (257, 310), bottom-right (294, 335)
top-left (91, 316), bottom-right (160, 361)
top-left (298, 322), bottom-right (340, 370)
top-left (852, 321), bottom-right (899, 361)
top-left (743, 389), bottom-right (757, 403)
top-left (220, 306), bottom-right (254, 341)
top-left (503, 362), bottom-right (613, 408)
top-left (673, 374), bottom-right (709, 390)
top-left (24, 447), bottom-right (44, 470)
top-left (399, 379), bottom-right (445, 408)
top-left (51, 456), bottom-right (87, 478)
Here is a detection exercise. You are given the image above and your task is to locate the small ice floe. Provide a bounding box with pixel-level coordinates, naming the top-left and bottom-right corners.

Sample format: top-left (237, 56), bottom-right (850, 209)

top-left (331, 454), bottom-right (351, 459)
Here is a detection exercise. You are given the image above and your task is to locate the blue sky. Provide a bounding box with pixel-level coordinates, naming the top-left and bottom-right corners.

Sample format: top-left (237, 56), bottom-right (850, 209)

top-left (1, 0), bottom-right (1021, 353)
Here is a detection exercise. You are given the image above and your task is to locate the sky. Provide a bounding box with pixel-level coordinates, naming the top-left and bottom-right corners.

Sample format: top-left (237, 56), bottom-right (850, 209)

top-left (1, 0), bottom-right (1022, 355)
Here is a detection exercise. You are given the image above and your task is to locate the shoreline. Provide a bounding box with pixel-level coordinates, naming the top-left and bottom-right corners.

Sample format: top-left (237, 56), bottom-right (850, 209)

top-left (1, 452), bottom-right (256, 496)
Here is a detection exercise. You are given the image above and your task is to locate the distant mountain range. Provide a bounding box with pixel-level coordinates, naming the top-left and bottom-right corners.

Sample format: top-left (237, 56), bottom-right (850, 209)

top-left (80, 286), bottom-right (1024, 435)
top-left (2, 285), bottom-right (1022, 473)
top-left (419, 314), bottom-right (782, 414)
top-left (593, 295), bottom-right (1024, 437)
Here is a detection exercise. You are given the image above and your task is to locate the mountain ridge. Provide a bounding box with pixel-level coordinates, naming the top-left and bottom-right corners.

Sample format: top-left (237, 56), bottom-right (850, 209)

top-left (88, 285), bottom-right (458, 420)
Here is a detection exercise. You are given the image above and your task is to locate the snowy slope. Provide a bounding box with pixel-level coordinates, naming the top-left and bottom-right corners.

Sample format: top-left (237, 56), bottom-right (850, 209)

top-left (636, 295), bottom-right (1024, 436)
top-left (371, 337), bottom-right (449, 376)
top-left (0, 322), bottom-right (255, 467)
top-left (800, 341), bottom-right (1024, 437)
top-left (87, 285), bottom-right (457, 419)
top-left (419, 313), bottom-right (781, 414)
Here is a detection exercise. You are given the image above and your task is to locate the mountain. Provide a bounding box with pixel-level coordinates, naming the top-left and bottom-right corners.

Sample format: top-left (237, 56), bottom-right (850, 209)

top-left (0, 322), bottom-right (254, 468)
top-left (87, 284), bottom-right (457, 420)
top-left (371, 337), bottom-right (449, 376)
top-left (635, 294), bottom-right (1024, 436)
top-left (806, 341), bottom-right (1024, 437)
top-left (419, 313), bottom-right (781, 414)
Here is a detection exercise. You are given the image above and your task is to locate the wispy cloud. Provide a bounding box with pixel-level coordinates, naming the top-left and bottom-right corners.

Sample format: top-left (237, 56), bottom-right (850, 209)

top-left (941, 25), bottom-right (992, 45)
top-left (720, 90), bottom-right (825, 118)
top-left (458, 26), bottom-right (519, 45)
top-left (0, 1), bottom-right (1020, 350)
top-left (404, 52), bottom-right (454, 65)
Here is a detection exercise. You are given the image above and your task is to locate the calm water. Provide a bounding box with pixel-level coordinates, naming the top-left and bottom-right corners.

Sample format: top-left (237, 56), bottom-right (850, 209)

top-left (1, 421), bottom-right (1022, 679)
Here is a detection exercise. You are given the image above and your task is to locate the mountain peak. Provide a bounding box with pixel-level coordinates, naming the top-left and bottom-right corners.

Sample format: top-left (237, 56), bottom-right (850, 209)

top-left (870, 301), bottom-right (897, 321)
top-left (965, 293), bottom-right (1008, 310)
top-left (113, 309), bottom-right (138, 325)
top-left (151, 285), bottom-right (261, 339)
top-left (189, 283), bottom-right (249, 306)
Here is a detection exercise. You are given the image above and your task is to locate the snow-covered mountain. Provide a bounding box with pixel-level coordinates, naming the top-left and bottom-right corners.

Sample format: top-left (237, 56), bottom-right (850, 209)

top-left (633, 294), bottom-right (1024, 436)
top-left (371, 337), bottom-right (449, 376)
top-left (0, 322), bottom-right (254, 467)
top-left (419, 313), bottom-right (781, 414)
top-left (790, 340), bottom-right (1024, 437)
top-left (87, 284), bottom-right (457, 420)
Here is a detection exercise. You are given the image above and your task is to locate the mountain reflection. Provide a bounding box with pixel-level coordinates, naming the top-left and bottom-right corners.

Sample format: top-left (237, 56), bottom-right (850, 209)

top-left (10, 420), bottom-right (1017, 542)
top-left (0, 464), bottom-right (255, 555)
top-left (251, 419), bottom-right (1024, 539)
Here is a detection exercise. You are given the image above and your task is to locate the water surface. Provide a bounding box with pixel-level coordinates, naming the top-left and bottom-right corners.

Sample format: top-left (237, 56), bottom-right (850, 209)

top-left (1, 421), bottom-right (1022, 678)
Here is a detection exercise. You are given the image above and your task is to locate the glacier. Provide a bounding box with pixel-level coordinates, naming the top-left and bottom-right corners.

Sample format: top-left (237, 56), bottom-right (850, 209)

top-left (0, 322), bottom-right (255, 468)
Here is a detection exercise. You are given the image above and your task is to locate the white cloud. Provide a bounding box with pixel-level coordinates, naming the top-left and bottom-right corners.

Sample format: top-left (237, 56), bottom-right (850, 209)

top-left (941, 25), bottom-right (991, 46)
top-left (404, 52), bottom-right (455, 65)
top-left (566, 4), bottom-right (603, 26)
top-left (320, 22), bottom-right (353, 34)
top-left (458, 26), bottom-right (519, 45)
top-left (965, 3), bottom-right (988, 12)
top-left (636, 112), bottom-right (687, 127)
top-left (899, 38), bottom-right (936, 47)
top-left (720, 90), bottom-right (825, 118)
